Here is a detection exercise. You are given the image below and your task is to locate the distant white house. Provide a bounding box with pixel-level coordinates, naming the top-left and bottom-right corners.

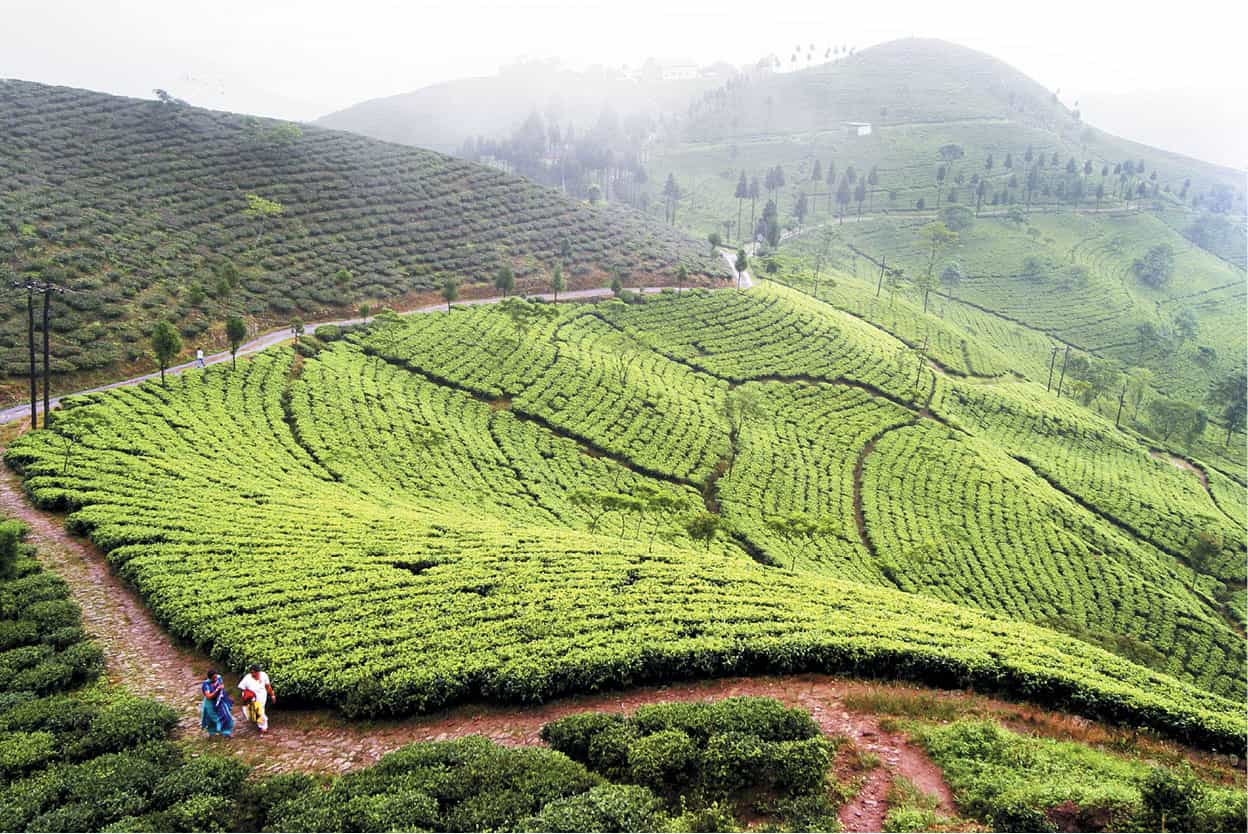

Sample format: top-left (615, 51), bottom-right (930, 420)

top-left (660, 63), bottom-right (699, 81)
top-left (846, 122), bottom-right (872, 137)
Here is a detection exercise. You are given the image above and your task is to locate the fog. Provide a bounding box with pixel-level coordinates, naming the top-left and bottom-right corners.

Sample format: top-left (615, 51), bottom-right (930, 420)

top-left (3, 0), bottom-right (1246, 167)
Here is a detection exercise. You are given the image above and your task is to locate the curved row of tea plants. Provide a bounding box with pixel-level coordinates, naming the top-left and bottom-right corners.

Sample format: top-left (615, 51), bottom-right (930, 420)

top-left (5, 315), bottom-right (1245, 749)
top-left (861, 420), bottom-right (1243, 697)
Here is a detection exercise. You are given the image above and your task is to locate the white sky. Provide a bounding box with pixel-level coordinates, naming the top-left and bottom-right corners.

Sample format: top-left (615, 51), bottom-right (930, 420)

top-left (3, 0), bottom-right (1246, 165)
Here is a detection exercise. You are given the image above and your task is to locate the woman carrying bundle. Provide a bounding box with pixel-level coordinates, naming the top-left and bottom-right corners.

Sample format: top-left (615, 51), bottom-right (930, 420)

top-left (199, 669), bottom-right (235, 738)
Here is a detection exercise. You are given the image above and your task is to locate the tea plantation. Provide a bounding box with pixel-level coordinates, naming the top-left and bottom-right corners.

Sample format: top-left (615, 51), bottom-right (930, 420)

top-left (0, 79), bottom-right (726, 389)
top-left (7, 286), bottom-right (1244, 752)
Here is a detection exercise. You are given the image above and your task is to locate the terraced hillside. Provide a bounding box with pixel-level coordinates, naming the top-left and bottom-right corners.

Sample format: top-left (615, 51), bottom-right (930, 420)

top-left (6, 286), bottom-right (1244, 751)
top-left (0, 79), bottom-right (726, 394)
top-left (638, 40), bottom-right (1246, 462)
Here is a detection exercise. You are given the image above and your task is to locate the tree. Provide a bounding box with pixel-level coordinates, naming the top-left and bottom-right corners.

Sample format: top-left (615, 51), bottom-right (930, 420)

top-left (765, 513), bottom-right (827, 570)
top-left (708, 230), bottom-right (722, 255)
top-left (734, 248), bottom-right (748, 291)
top-left (794, 193), bottom-right (808, 227)
top-left (835, 177), bottom-right (851, 223)
top-left (494, 264), bottom-right (515, 297)
top-left (685, 512), bottom-right (721, 551)
top-left (675, 264), bottom-right (687, 296)
top-left (866, 165), bottom-right (879, 211)
top-left (441, 277), bottom-right (460, 310)
top-left (290, 316), bottom-right (304, 344)
top-left (499, 297), bottom-right (558, 345)
top-left (919, 222), bottom-right (958, 313)
top-left (1145, 398), bottom-right (1205, 443)
top-left (550, 264), bottom-right (565, 302)
top-left (150, 320), bottom-right (182, 386)
top-left (1127, 367), bottom-right (1153, 420)
top-left (47, 408), bottom-right (102, 477)
top-left (975, 179), bottom-right (987, 215)
top-left (825, 162), bottom-right (836, 211)
top-left (940, 262), bottom-right (963, 298)
top-left (1207, 371), bottom-right (1247, 446)
top-left (662, 174), bottom-right (681, 224)
top-left (721, 386), bottom-right (766, 472)
top-left (734, 172), bottom-right (749, 239)
top-left (854, 181), bottom-right (867, 218)
top-left (748, 177), bottom-right (761, 240)
top-left (225, 315), bottom-right (247, 369)
top-left (1132, 244), bottom-right (1175, 289)
top-left (242, 193), bottom-right (284, 246)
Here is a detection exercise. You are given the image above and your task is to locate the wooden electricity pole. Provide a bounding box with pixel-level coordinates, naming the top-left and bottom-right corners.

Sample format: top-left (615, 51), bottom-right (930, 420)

top-left (1045, 345), bottom-right (1060, 391)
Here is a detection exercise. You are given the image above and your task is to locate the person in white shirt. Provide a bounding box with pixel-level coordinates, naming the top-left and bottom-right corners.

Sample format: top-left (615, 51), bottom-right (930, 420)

top-left (195, 348), bottom-right (205, 368)
top-left (238, 664), bottom-right (276, 735)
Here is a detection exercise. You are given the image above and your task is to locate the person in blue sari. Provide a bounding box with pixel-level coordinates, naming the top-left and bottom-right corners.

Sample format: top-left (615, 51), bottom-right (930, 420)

top-left (200, 669), bottom-right (235, 737)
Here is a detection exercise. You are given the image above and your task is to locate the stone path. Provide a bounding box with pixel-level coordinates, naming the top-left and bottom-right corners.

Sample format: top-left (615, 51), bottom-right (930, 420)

top-left (1, 457), bottom-right (952, 830)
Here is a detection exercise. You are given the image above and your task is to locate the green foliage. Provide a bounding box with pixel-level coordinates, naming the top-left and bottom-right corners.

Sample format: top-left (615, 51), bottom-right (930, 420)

top-left (522, 784), bottom-right (668, 832)
top-left (263, 736), bottom-right (598, 832)
top-left (918, 720), bottom-right (1245, 833)
top-left (6, 286), bottom-right (1246, 749)
top-left (0, 527), bottom-right (239, 833)
top-left (150, 321), bottom-right (182, 379)
top-left (0, 80), bottom-right (727, 385)
top-left (1133, 243), bottom-right (1176, 289)
top-left (544, 698), bottom-right (833, 818)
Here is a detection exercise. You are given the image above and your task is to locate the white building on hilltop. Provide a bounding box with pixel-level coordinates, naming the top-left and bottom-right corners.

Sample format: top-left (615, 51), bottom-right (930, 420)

top-left (846, 122), bottom-right (873, 137)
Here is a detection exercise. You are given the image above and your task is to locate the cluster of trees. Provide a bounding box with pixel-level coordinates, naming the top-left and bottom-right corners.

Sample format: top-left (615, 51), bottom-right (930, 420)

top-left (457, 109), bottom-right (652, 208)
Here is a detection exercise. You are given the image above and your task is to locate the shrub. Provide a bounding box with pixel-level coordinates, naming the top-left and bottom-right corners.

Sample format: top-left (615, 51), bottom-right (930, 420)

top-left (523, 784), bottom-right (668, 833)
top-left (314, 324), bottom-right (342, 341)
top-left (627, 729), bottom-right (697, 793)
top-left (151, 755), bottom-right (250, 808)
top-left (542, 711), bottom-right (630, 761)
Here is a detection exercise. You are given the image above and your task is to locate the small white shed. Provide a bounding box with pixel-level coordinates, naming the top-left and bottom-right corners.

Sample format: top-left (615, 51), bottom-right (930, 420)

top-left (846, 122), bottom-right (873, 137)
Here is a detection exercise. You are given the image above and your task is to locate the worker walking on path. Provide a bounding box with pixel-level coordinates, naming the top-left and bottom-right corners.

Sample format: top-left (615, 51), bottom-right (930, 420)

top-left (238, 664), bottom-right (276, 735)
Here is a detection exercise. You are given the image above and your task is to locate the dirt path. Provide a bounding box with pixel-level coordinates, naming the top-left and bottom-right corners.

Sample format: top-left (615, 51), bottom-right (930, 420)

top-left (0, 463), bottom-right (951, 825)
top-left (1149, 448), bottom-right (1212, 493)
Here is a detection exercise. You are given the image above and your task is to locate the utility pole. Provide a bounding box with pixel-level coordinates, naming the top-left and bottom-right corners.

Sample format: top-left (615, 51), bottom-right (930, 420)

top-left (41, 278), bottom-right (69, 427)
top-left (1045, 345), bottom-right (1060, 391)
top-left (25, 281), bottom-right (36, 428)
top-left (875, 255), bottom-right (887, 297)
top-left (914, 335), bottom-right (929, 390)
top-left (11, 276), bottom-right (71, 429)
top-left (1055, 345), bottom-right (1071, 399)
top-left (1114, 384), bottom-right (1127, 428)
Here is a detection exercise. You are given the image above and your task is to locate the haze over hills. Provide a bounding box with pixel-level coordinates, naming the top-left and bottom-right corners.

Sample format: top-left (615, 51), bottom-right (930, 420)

top-left (0, 79), bottom-right (725, 393)
top-left (1, 20), bottom-right (1247, 834)
top-left (1076, 87), bottom-right (1248, 171)
top-left (318, 59), bottom-right (726, 154)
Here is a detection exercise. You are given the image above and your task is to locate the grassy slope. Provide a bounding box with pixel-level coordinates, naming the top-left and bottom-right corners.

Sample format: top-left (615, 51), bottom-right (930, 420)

top-left (0, 79), bottom-right (726, 393)
top-left (5, 289), bottom-right (1244, 749)
top-left (644, 39), bottom-right (1245, 459)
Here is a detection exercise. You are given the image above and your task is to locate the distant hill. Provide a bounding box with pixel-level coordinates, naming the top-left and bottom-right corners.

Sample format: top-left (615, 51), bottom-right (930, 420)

top-left (318, 60), bottom-right (723, 154)
top-left (0, 79), bottom-right (726, 395)
top-left (683, 39), bottom-right (1243, 188)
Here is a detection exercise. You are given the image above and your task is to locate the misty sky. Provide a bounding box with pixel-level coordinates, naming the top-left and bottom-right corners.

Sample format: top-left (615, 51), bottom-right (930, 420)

top-left (4, 0), bottom-right (1246, 166)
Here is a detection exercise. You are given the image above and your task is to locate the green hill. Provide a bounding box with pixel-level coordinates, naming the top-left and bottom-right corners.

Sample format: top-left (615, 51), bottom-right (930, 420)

top-left (7, 286), bottom-right (1244, 749)
top-left (0, 79), bottom-right (726, 399)
top-left (637, 39), bottom-right (1246, 463)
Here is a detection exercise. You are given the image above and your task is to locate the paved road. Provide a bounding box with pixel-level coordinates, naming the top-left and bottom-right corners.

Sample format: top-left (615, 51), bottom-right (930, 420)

top-left (1, 272), bottom-right (753, 426)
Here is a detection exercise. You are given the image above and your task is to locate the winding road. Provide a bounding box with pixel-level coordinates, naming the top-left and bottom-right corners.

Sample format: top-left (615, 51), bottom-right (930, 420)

top-left (0, 260), bottom-right (754, 427)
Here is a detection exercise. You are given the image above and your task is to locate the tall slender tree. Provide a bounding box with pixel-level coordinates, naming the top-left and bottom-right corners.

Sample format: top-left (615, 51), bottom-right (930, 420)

top-left (151, 321), bottom-right (182, 386)
top-left (225, 315), bottom-right (247, 369)
top-left (734, 172), bottom-right (748, 241)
